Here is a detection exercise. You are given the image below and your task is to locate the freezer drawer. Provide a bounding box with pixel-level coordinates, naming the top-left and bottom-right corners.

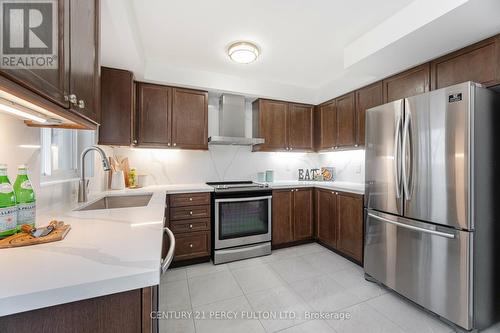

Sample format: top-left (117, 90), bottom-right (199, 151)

top-left (364, 210), bottom-right (472, 330)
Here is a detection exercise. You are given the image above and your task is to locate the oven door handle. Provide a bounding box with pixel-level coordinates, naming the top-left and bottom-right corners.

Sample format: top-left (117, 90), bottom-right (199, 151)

top-left (215, 195), bottom-right (272, 203)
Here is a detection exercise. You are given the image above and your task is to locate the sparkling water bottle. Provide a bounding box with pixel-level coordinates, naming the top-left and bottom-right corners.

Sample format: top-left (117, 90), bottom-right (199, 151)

top-left (14, 165), bottom-right (36, 229)
top-left (0, 164), bottom-right (17, 237)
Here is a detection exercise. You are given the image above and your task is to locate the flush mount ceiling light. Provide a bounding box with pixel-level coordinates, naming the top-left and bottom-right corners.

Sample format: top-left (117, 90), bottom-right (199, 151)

top-left (227, 41), bottom-right (260, 64)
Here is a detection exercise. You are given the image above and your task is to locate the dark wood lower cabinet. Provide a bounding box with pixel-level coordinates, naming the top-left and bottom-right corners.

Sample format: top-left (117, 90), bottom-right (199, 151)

top-left (315, 189), bottom-right (364, 263)
top-left (316, 189), bottom-right (338, 248)
top-left (272, 190), bottom-right (294, 245)
top-left (165, 193), bottom-right (211, 264)
top-left (272, 188), bottom-right (313, 246)
top-left (0, 287), bottom-right (156, 333)
top-left (293, 188), bottom-right (313, 240)
top-left (336, 193), bottom-right (364, 262)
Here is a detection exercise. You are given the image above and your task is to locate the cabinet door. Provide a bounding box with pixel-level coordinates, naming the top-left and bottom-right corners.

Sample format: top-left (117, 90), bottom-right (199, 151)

top-left (336, 92), bottom-right (356, 147)
top-left (337, 193), bottom-right (363, 262)
top-left (0, 0), bottom-right (70, 108)
top-left (171, 88), bottom-right (208, 150)
top-left (383, 63), bottom-right (430, 103)
top-left (293, 188), bottom-right (313, 241)
top-left (317, 101), bottom-right (337, 150)
top-left (69, 0), bottom-right (99, 122)
top-left (288, 104), bottom-right (313, 150)
top-left (431, 36), bottom-right (500, 89)
top-left (136, 83), bottom-right (171, 147)
top-left (272, 190), bottom-right (294, 246)
top-left (98, 67), bottom-right (134, 146)
top-left (355, 81), bottom-right (383, 146)
top-left (254, 100), bottom-right (288, 151)
top-left (316, 189), bottom-right (337, 247)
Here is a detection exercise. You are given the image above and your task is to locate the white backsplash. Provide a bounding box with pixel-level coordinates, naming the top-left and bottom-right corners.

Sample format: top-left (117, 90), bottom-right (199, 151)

top-left (107, 147), bottom-right (365, 186)
top-left (319, 150), bottom-right (365, 183)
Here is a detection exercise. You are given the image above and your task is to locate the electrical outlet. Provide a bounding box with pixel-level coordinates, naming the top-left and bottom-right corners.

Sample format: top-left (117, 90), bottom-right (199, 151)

top-left (355, 164), bottom-right (361, 174)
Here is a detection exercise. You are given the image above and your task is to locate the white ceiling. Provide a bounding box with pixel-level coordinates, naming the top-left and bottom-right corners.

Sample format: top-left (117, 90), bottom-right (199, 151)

top-left (101, 0), bottom-right (500, 104)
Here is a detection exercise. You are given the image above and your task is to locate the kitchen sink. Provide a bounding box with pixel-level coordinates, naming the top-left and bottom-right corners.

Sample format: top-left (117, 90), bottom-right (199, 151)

top-left (75, 194), bottom-right (153, 211)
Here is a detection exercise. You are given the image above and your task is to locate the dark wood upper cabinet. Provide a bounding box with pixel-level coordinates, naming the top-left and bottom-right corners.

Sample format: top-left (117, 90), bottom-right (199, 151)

top-left (335, 92), bottom-right (356, 147)
top-left (136, 82), bottom-right (172, 147)
top-left (383, 63), bottom-right (430, 103)
top-left (98, 67), bottom-right (134, 146)
top-left (431, 35), bottom-right (500, 90)
top-left (0, 0), bottom-right (70, 108)
top-left (316, 189), bottom-right (337, 248)
top-left (293, 188), bottom-right (313, 241)
top-left (355, 81), bottom-right (383, 146)
top-left (315, 100), bottom-right (337, 150)
top-left (0, 0), bottom-right (101, 125)
top-left (336, 193), bottom-right (363, 263)
top-left (288, 103), bottom-right (313, 150)
top-left (68, 0), bottom-right (100, 122)
top-left (253, 99), bottom-right (288, 151)
top-left (171, 88), bottom-right (208, 150)
top-left (272, 190), bottom-right (294, 246)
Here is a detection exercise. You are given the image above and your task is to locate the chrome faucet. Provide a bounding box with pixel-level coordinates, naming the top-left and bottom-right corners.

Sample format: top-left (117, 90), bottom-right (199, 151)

top-left (78, 145), bottom-right (111, 203)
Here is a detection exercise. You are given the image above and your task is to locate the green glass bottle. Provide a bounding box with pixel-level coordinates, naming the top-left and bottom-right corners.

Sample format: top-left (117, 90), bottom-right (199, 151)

top-left (14, 165), bottom-right (36, 229)
top-left (0, 164), bottom-right (17, 237)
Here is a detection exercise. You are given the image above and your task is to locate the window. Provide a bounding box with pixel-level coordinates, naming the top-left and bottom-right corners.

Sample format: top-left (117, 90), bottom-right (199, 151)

top-left (40, 128), bottom-right (96, 184)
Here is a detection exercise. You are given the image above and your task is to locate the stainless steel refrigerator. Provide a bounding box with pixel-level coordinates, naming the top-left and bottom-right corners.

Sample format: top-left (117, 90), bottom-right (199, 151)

top-left (364, 81), bottom-right (500, 331)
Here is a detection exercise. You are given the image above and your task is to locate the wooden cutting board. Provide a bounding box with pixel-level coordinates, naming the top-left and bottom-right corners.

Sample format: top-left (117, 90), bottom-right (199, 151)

top-left (0, 224), bottom-right (71, 249)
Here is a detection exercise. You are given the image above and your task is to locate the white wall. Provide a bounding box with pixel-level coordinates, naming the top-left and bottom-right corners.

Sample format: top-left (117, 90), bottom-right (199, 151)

top-left (0, 114), bottom-right (106, 213)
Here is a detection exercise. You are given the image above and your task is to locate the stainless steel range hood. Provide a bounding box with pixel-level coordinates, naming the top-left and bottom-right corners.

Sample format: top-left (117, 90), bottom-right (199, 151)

top-left (208, 94), bottom-right (264, 146)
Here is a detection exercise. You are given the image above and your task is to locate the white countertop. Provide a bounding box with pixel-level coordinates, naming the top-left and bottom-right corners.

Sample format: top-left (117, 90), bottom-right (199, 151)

top-left (267, 181), bottom-right (365, 195)
top-left (0, 183), bottom-right (212, 316)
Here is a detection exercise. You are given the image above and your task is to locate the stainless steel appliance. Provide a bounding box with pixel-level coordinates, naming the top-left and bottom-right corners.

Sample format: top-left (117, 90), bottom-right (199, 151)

top-left (208, 94), bottom-right (265, 146)
top-left (207, 181), bottom-right (272, 264)
top-left (364, 82), bottom-right (500, 331)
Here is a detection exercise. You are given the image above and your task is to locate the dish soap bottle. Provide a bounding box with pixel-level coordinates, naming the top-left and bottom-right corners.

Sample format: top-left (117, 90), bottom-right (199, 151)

top-left (0, 164), bottom-right (17, 238)
top-left (129, 168), bottom-right (137, 188)
top-left (14, 165), bottom-right (36, 229)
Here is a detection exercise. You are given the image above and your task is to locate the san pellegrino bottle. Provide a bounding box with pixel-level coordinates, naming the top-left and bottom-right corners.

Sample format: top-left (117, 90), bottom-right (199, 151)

top-left (0, 164), bottom-right (17, 237)
top-left (14, 165), bottom-right (36, 229)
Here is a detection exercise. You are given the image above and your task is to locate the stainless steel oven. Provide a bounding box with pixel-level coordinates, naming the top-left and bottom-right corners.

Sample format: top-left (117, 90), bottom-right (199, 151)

top-left (207, 181), bottom-right (272, 264)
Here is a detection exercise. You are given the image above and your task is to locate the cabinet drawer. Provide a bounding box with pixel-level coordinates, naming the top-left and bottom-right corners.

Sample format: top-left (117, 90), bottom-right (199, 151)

top-left (170, 193), bottom-right (211, 207)
top-left (170, 218), bottom-right (210, 233)
top-left (170, 205), bottom-right (210, 220)
top-left (173, 231), bottom-right (210, 261)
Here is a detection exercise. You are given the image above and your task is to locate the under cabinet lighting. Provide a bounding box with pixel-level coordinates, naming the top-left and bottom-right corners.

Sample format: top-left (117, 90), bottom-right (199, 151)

top-left (0, 97), bottom-right (47, 123)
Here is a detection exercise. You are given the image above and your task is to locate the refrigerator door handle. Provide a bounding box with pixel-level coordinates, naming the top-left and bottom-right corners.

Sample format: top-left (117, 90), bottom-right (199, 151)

top-left (402, 108), bottom-right (412, 200)
top-left (367, 213), bottom-right (455, 239)
top-left (393, 116), bottom-right (402, 199)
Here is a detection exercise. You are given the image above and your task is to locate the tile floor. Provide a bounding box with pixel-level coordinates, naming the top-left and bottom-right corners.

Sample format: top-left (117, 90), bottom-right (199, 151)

top-left (159, 243), bottom-right (457, 333)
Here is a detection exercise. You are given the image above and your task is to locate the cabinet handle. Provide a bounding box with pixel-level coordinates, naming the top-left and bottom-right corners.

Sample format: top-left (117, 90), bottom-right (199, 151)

top-left (189, 224), bottom-right (193, 229)
top-left (335, 192), bottom-right (339, 195)
top-left (78, 100), bottom-right (85, 109)
top-left (189, 243), bottom-right (193, 248)
top-left (66, 94), bottom-right (77, 104)
top-left (173, 143), bottom-right (177, 147)
top-left (289, 147), bottom-right (293, 151)
top-left (167, 143), bottom-right (171, 147)
top-left (133, 139), bottom-right (138, 144)
top-left (354, 144), bottom-right (359, 147)
top-left (189, 197), bottom-right (193, 201)
top-left (189, 211), bottom-right (193, 215)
